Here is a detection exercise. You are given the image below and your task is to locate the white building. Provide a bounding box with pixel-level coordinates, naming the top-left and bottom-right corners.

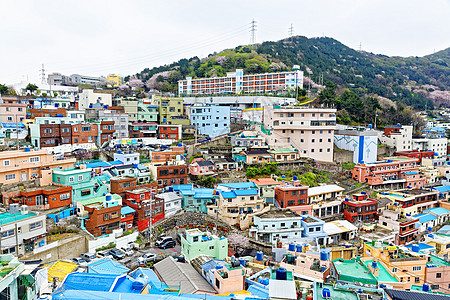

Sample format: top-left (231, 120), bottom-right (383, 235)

top-left (323, 220), bottom-right (357, 245)
top-left (114, 151), bottom-right (139, 164)
top-left (308, 185), bottom-right (345, 203)
top-left (98, 110), bottom-right (129, 139)
top-left (12, 81), bottom-right (79, 100)
top-left (412, 137), bottom-right (448, 157)
top-left (262, 106), bottom-right (337, 162)
top-left (0, 204), bottom-right (47, 255)
top-left (334, 128), bottom-right (378, 164)
top-left (378, 125), bottom-right (413, 152)
top-left (66, 110), bottom-right (85, 123)
top-left (79, 89), bottom-right (112, 110)
top-left (156, 192), bottom-right (182, 218)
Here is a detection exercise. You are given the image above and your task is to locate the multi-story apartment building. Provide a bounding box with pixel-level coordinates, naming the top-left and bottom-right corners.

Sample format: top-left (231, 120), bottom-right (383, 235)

top-left (413, 137), bottom-right (448, 157)
top-left (97, 109), bottom-right (129, 139)
top-left (137, 102), bottom-right (158, 123)
top-left (48, 73), bottom-right (106, 86)
top-left (0, 96), bottom-right (27, 123)
top-left (123, 188), bottom-right (163, 231)
top-left (52, 167), bottom-right (108, 203)
top-left (110, 176), bottom-right (157, 197)
top-left (378, 124), bottom-right (413, 152)
top-left (377, 189), bottom-right (439, 215)
top-left (150, 146), bottom-right (184, 164)
top-left (274, 182), bottom-right (308, 208)
top-left (71, 123), bottom-right (99, 145)
top-left (158, 124), bottom-right (182, 140)
top-left (171, 184), bottom-right (217, 213)
top-left (262, 106), bottom-right (337, 162)
top-left (0, 204), bottom-right (47, 255)
top-left (351, 156), bottom-right (426, 190)
top-left (156, 192), bottom-right (182, 218)
top-left (99, 120), bottom-right (115, 146)
top-left (107, 74), bottom-right (124, 87)
top-left (378, 207), bottom-right (419, 245)
top-left (0, 148), bottom-right (75, 184)
top-left (207, 183), bottom-right (265, 230)
top-left (82, 194), bottom-right (122, 237)
top-left (342, 193), bottom-right (378, 223)
top-left (28, 107), bottom-right (67, 119)
top-left (152, 95), bottom-right (184, 124)
top-left (129, 122), bottom-right (157, 138)
top-left (249, 206), bottom-right (303, 244)
top-left (178, 68), bottom-right (303, 95)
top-left (190, 105), bottom-right (230, 138)
top-left (15, 184), bottom-right (72, 210)
top-left (148, 163), bottom-right (188, 189)
top-left (78, 89), bottom-right (112, 110)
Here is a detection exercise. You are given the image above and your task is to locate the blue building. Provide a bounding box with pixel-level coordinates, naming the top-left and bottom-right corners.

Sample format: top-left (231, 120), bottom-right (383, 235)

top-left (191, 105), bottom-right (230, 138)
top-left (171, 184), bottom-right (218, 213)
top-left (301, 215), bottom-right (327, 244)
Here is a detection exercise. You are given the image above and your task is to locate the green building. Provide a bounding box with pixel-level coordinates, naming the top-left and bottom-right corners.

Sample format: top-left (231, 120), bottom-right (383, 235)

top-left (153, 95), bottom-right (188, 125)
top-left (181, 228), bottom-right (228, 261)
top-left (137, 102), bottom-right (158, 123)
top-left (52, 167), bottom-right (108, 203)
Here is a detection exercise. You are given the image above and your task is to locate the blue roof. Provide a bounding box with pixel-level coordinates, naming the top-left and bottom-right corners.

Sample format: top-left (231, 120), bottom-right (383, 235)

top-left (406, 243), bottom-right (435, 250)
top-left (86, 258), bottom-right (130, 275)
top-left (430, 126), bottom-right (446, 132)
top-left (221, 191), bottom-right (236, 199)
top-left (121, 206), bottom-right (136, 215)
top-left (60, 272), bottom-right (118, 292)
top-left (423, 207), bottom-right (450, 216)
top-left (219, 182), bottom-right (256, 189)
top-left (111, 276), bottom-right (145, 294)
top-left (437, 225), bottom-right (450, 235)
top-left (172, 184), bottom-right (194, 192)
top-left (247, 285), bottom-right (269, 298)
top-left (2, 122), bottom-right (25, 128)
top-left (201, 259), bottom-right (225, 272)
top-left (404, 171), bottom-right (419, 175)
top-left (131, 268), bottom-right (162, 284)
top-left (433, 186), bottom-right (450, 193)
top-left (234, 189), bottom-right (258, 196)
top-left (137, 164), bottom-right (148, 170)
top-left (414, 213), bottom-right (437, 224)
top-left (194, 188), bottom-right (216, 198)
top-left (109, 160), bottom-right (124, 165)
top-left (86, 161), bottom-right (112, 168)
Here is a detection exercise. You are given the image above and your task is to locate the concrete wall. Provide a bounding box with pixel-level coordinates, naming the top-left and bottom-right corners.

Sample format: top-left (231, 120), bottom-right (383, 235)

top-left (87, 229), bottom-right (138, 252)
top-left (334, 134), bottom-right (377, 164)
top-left (24, 235), bottom-right (87, 263)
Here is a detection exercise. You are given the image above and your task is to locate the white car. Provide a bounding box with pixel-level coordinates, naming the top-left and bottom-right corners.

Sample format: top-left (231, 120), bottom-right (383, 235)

top-left (121, 247), bottom-right (134, 256)
top-left (138, 252), bottom-right (157, 265)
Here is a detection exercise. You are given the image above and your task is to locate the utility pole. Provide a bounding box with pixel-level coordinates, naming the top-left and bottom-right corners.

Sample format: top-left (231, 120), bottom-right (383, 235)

top-left (15, 114), bottom-right (19, 150)
top-left (40, 64), bottom-right (46, 85)
top-left (250, 19), bottom-right (257, 49)
top-left (289, 24), bottom-right (294, 40)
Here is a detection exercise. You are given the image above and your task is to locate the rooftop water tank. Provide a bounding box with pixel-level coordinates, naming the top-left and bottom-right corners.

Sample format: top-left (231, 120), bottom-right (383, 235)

top-left (296, 244), bottom-right (302, 253)
top-left (288, 243), bottom-right (295, 251)
top-left (133, 163), bottom-right (138, 168)
top-left (178, 143), bottom-right (182, 147)
top-left (168, 187), bottom-right (173, 192)
top-left (105, 194), bottom-right (112, 201)
top-left (361, 191), bottom-right (366, 195)
top-left (275, 267), bottom-right (287, 280)
top-left (372, 261), bottom-right (378, 269)
top-left (132, 278), bottom-right (146, 290)
top-left (411, 244), bottom-right (420, 253)
top-left (24, 147), bottom-right (30, 152)
top-left (322, 288), bottom-right (331, 298)
top-left (320, 251), bottom-right (328, 261)
top-left (216, 265), bottom-right (223, 270)
top-left (368, 124), bottom-right (373, 129)
top-left (293, 176), bottom-right (298, 181)
top-left (239, 258), bottom-right (246, 267)
top-left (117, 150), bottom-right (122, 154)
top-left (261, 278), bottom-right (269, 286)
top-left (428, 227), bottom-right (433, 232)
top-left (256, 251), bottom-right (263, 261)
top-left (423, 284), bottom-right (430, 292)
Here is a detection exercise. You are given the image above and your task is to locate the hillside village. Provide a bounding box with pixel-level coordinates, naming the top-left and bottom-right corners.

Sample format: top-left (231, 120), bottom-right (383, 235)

top-left (0, 65), bottom-right (449, 300)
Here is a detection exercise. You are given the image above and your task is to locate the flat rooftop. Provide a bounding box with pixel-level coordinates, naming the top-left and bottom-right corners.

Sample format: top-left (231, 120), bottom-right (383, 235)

top-left (258, 207), bottom-right (300, 219)
top-left (332, 259), bottom-right (377, 285)
top-left (0, 211), bottom-right (38, 225)
top-left (363, 260), bottom-right (398, 282)
top-left (23, 184), bottom-right (68, 192)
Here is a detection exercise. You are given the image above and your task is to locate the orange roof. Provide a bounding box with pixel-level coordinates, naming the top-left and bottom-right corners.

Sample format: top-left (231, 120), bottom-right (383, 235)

top-left (249, 178), bottom-right (280, 186)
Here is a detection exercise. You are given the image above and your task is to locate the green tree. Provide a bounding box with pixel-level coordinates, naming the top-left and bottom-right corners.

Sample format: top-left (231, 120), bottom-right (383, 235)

top-left (26, 83), bottom-right (38, 95)
top-left (53, 92), bottom-right (58, 97)
top-left (0, 84), bottom-right (8, 94)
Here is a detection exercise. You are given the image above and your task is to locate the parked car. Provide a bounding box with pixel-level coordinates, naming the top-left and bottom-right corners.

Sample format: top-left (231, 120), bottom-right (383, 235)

top-left (128, 242), bottom-right (139, 250)
top-left (121, 247), bottom-right (134, 256)
top-left (72, 257), bottom-right (87, 265)
top-left (109, 248), bottom-right (125, 260)
top-left (80, 252), bottom-right (97, 262)
top-left (71, 148), bottom-right (88, 155)
top-left (138, 252), bottom-right (157, 265)
top-left (176, 233), bottom-right (184, 244)
top-left (155, 236), bottom-right (174, 248)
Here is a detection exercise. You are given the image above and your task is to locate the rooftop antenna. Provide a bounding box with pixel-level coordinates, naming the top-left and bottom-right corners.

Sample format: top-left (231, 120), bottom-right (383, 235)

top-left (289, 24), bottom-right (294, 40)
top-left (250, 19), bottom-right (257, 49)
top-left (40, 64), bottom-right (46, 85)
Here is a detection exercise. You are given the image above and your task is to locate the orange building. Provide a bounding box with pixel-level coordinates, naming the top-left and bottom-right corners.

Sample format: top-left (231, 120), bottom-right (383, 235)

top-left (150, 146), bottom-right (184, 164)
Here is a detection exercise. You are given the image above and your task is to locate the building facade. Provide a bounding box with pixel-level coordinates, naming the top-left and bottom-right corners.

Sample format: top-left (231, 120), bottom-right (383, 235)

top-left (190, 105), bottom-right (230, 138)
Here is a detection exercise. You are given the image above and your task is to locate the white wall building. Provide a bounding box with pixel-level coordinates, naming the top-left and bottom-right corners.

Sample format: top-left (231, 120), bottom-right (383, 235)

top-left (79, 89), bottom-right (112, 110)
top-left (378, 125), bottom-right (413, 152)
top-left (334, 129), bottom-right (378, 164)
top-left (12, 81), bottom-right (79, 100)
top-left (66, 110), bottom-right (85, 123)
top-left (156, 192), bottom-right (182, 218)
top-left (412, 137), bottom-right (448, 157)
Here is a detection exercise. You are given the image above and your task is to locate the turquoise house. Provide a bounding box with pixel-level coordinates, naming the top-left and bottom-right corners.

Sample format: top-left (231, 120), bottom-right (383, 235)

top-left (171, 184), bottom-right (218, 213)
top-left (180, 228), bottom-right (228, 261)
top-left (52, 167), bottom-right (108, 204)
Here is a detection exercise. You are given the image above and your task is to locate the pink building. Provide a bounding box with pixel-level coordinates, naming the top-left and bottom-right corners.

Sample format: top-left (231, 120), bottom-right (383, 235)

top-left (351, 156), bottom-right (426, 190)
top-left (189, 158), bottom-right (215, 176)
top-left (0, 97), bottom-right (27, 123)
top-left (214, 263), bottom-right (245, 294)
top-left (262, 106), bottom-right (336, 162)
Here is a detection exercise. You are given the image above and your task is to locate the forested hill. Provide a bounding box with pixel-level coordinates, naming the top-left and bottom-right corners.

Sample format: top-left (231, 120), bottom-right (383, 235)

top-left (130, 36), bottom-right (450, 110)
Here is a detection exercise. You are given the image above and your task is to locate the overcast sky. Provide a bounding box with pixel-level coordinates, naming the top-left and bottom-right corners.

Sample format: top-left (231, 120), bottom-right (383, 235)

top-left (1, 0), bottom-right (449, 85)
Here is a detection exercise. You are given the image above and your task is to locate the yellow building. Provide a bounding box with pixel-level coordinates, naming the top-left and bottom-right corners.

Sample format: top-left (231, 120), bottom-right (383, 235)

top-left (107, 74), bottom-right (124, 87)
top-left (152, 95), bottom-right (188, 125)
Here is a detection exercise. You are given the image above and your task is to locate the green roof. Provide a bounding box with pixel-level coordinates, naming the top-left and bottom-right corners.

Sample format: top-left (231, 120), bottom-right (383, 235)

top-left (333, 258), bottom-right (378, 285)
top-left (364, 260), bottom-right (398, 282)
top-left (315, 283), bottom-right (382, 300)
top-left (428, 255), bottom-right (450, 267)
top-left (268, 148), bottom-right (297, 154)
top-left (78, 194), bottom-right (121, 206)
top-left (0, 211), bottom-right (38, 225)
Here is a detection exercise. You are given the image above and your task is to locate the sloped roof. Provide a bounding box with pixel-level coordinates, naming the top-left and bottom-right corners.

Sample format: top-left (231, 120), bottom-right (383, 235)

top-left (385, 288), bottom-right (450, 300)
top-left (423, 207), bottom-right (450, 216)
top-left (121, 206), bottom-right (136, 215)
top-left (86, 258), bottom-right (129, 275)
top-left (414, 213), bottom-right (437, 224)
top-left (154, 257), bottom-right (215, 294)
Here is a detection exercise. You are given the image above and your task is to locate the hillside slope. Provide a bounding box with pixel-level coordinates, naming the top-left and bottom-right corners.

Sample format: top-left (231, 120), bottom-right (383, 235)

top-left (130, 36), bottom-right (450, 109)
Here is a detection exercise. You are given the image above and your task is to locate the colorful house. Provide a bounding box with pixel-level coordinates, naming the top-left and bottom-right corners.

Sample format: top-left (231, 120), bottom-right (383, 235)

top-left (123, 188), bottom-right (164, 231)
top-left (172, 184), bottom-right (217, 213)
top-left (189, 159), bottom-right (215, 176)
top-left (180, 228), bottom-right (228, 261)
top-left (342, 193), bottom-right (378, 222)
top-left (120, 206), bottom-right (135, 230)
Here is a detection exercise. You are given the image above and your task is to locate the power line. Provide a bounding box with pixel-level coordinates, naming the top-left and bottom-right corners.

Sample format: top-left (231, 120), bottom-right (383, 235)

top-left (250, 19), bottom-right (257, 48)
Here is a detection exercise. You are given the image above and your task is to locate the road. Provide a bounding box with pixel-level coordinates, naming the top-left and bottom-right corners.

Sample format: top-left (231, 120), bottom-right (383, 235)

top-left (121, 244), bottom-right (182, 269)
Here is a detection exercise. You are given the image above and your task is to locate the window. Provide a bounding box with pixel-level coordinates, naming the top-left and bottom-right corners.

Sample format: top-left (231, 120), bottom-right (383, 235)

top-left (30, 221), bottom-right (43, 230)
top-left (413, 266), bottom-right (421, 271)
top-left (392, 267), bottom-right (397, 273)
top-left (3, 160), bottom-right (10, 166)
top-left (69, 177), bottom-right (74, 183)
top-left (209, 246), bottom-right (214, 250)
top-left (432, 285), bottom-right (439, 290)
top-left (5, 174), bottom-right (15, 181)
top-left (78, 175), bottom-right (83, 181)
top-left (140, 194), bottom-right (145, 200)
top-left (81, 189), bottom-right (91, 196)
top-left (436, 273), bottom-right (442, 278)
top-left (60, 193), bottom-right (70, 200)
top-left (1, 229), bottom-right (14, 238)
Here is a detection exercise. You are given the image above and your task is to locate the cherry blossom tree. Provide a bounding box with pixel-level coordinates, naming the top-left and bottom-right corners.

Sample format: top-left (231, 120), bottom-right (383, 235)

top-left (228, 233), bottom-right (249, 249)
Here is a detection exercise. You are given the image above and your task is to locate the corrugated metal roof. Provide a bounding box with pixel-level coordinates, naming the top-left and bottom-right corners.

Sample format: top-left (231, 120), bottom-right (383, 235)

top-left (424, 207), bottom-right (450, 216)
top-left (385, 288), bottom-right (450, 300)
top-left (121, 206), bottom-right (136, 215)
top-left (268, 279), bottom-right (297, 299)
top-left (154, 257), bottom-right (215, 294)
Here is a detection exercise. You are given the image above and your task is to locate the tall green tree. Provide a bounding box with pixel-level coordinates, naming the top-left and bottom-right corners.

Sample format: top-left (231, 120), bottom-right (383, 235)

top-left (26, 83), bottom-right (38, 95)
top-left (0, 84), bottom-right (8, 94)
